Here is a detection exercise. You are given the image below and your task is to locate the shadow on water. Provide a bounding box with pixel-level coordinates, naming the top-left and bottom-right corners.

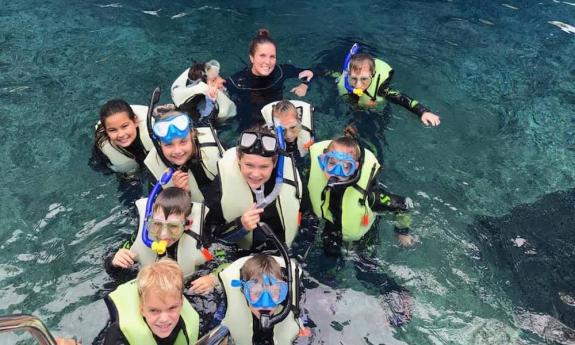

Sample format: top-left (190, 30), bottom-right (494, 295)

top-left (473, 188), bottom-right (575, 343)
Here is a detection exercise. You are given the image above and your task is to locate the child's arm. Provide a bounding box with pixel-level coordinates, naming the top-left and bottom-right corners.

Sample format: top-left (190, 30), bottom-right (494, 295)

top-left (378, 86), bottom-right (440, 126)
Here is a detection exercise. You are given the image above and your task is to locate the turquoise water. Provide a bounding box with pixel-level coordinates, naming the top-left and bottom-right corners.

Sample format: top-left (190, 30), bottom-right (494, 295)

top-left (1, 0), bottom-right (574, 344)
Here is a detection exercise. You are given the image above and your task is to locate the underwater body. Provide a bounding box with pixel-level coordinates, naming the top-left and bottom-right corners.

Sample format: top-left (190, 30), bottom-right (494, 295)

top-left (1, 0), bottom-right (575, 344)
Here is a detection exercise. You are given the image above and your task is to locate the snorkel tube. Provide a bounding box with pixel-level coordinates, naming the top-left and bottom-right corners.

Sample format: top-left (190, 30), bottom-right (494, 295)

top-left (256, 222), bottom-right (295, 331)
top-left (254, 124), bottom-right (285, 209)
top-left (342, 43), bottom-right (363, 96)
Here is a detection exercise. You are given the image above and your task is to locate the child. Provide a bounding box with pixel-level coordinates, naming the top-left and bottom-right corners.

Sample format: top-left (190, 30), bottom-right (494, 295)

top-left (171, 60), bottom-right (236, 124)
top-left (216, 254), bottom-right (305, 345)
top-left (337, 46), bottom-right (441, 126)
top-left (107, 187), bottom-right (217, 294)
top-left (308, 126), bottom-right (414, 254)
top-left (104, 259), bottom-right (200, 345)
top-left (260, 99), bottom-right (314, 159)
top-left (144, 110), bottom-right (224, 202)
top-left (92, 99), bottom-right (154, 174)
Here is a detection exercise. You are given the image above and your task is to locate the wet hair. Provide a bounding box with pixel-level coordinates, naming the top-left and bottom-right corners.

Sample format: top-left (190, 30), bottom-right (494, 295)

top-left (99, 99), bottom-right (137, 129)
top-left (237, 124), bottom-right (278, 162)
top-left (152, 186), bottom-right (192, 219)
top-left (137, 259), bottom-right (183, 302)
top-left (240, 255), bottom-right (283, 281)
top-left (188, 62), bottom-right (206, 82)
top-left (272, 100), bottom-right (299, 122)
top-left (248, 28), bottom-right (277, 57)
top-left (327, 125), bottom-right (361, 160)
top-left (348, 53), bottom-right (375, 75)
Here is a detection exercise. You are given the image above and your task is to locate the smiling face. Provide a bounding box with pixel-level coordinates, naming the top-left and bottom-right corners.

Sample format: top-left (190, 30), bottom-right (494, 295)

top-left (250, 42), bottom-right (277, 77)
top-left (140, 292), bottom-right (182, 338)
top-left (238, 153), bottom-right (276, 189)
top-left (160, 133), bottom-right (194, 166)
top-left (104, 111), bottom-right (139, 148)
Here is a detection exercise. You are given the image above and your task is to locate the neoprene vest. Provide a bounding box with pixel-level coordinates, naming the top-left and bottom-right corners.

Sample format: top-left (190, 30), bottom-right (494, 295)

top-left (106, 280), bottom-right (199, 345)
top-left (144, 127), bottom-right (223, 203)
top-left (217, 147), bottom-right (302, 249)
top-left (219, 256), bottom-right (301, 345)
top-left (95, 105), bottom-right (154, 173)
top-left (308, 140), bottom-right (381, 242)
top-left (260, 100), bottom-right (314, 158)
top-left (337, 59), bottom-right (393, 108)
top-left (171, 68), bottom-right (237, 122)
top-left (130, 198), bottom-right (209, 280)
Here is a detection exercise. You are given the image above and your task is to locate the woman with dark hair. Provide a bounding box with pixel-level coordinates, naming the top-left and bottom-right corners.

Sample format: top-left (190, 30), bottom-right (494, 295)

top-left (227, 28), bottom-right (314, 130)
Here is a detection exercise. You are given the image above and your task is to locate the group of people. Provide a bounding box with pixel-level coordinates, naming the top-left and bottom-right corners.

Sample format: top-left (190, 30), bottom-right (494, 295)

top-left (82, 28), bottom-right (440, 345)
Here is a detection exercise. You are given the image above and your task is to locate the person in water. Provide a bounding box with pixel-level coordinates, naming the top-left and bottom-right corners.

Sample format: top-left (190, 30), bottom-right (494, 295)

top-left (337, 45), bottom-right (441, 127)
top-left (103, 259), bottom-right (200, 345)
top-left (171, 60), bottom-right (235, 126)
top-left (204, 125), bottom-right (302, 253)
top-left (215, 254), bottom-right (306, 345)
top-left (92, 99), bottom-right (154, 174)
top-left (260, 99), bottom-right (314, 161)
top-left (106, 187), bottom-right (217, 295)
top-left (144, 109), bottom-right (224, 203)
top-left (226, 28), bottom-right (314, 130)
top-left (308, 126), bottom-right (415, 253)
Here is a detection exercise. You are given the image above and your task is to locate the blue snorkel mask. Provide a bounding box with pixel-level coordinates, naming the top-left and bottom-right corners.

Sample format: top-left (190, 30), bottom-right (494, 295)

top-left (152, 113), bottom-right (191, 144)
top-left (318, 151), bottom-right (358, 178)
top-left (342, 43), bottom-right (364, 96)
top-left (231, 274), bottom-right (288, 310)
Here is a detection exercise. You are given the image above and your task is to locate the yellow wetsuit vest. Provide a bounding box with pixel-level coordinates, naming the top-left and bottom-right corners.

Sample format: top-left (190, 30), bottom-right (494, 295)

top-left (260, 100), bottom-right (314, 157)
top-left (337, 59), bottom-right (393, 108)
top-left (219, 256), bottom-right (301, 345)
top-left (217, 147), bottom-right (302, 249)
top-left (106, 280), bottom-right (199, 345)
top-left (95, 105), bottom-right (154, 174)
top-left (308, 140), bottom-right (381, 242)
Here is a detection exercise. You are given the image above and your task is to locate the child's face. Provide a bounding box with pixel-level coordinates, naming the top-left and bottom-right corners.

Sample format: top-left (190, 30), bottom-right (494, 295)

top-left (322, 142), bottom-right (359, 180)
top-left (160, 133), bottom-right (194, 166)
top-left (140, 292), bottom-right (182, 338)
top-left (274, 111), bottom-right (301, 143)
top-left (238, 153), bottom-right (276, 190)
top-left (245, 273), bottom-right (286, 319)
top-left (348, 62), bottom-right (374, 92)
top-left (104, 112), bottom-right (138, 148)
top-left (150, 209), bottom-right (188, 247)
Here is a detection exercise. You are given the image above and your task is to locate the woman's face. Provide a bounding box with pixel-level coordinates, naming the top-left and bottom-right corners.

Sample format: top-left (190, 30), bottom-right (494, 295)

top-left (160, 133), bottom-right (194, 166)
top-left (104, 111), bottom-right (138, 148)
top-left (250, 42), bottom-right (277, 77)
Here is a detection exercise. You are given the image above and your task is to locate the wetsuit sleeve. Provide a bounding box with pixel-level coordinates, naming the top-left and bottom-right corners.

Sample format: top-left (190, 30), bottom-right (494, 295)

top-left (104, 230), bottom-right (139, 281)
top-left (377, 77), bottom-right (430, 117)
top-left (89, 144), bottom-right (114, 175)
top-left (367, 181), bottom-right (410, 213)
top-left (280, 64), bottom-right (305, 79)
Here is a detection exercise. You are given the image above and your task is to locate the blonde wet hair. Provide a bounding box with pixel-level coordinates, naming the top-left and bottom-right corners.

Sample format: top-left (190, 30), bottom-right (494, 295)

top-left (348, 53), bottom-right (375, 76)
top-left (137, 259), bottom-right (184, 302)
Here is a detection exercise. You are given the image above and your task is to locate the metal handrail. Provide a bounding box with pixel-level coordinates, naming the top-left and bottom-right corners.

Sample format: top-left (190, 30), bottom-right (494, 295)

top-left (0, 314), bottom-right (57, 345)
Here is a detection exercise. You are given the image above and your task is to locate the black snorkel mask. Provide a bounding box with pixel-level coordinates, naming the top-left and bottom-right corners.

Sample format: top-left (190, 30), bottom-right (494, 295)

top-left (255, 222), bottom-right (298, 331)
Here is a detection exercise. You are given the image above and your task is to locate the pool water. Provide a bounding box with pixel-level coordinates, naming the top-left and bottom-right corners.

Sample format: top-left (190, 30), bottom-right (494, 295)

top-left (1, 0), bottom-right (574, 344)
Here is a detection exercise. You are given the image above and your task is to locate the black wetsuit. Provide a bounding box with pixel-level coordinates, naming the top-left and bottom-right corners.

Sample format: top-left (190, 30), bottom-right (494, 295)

top-left (226, 64), bottom-right (306, 130)
top-left (204, 168), bottom-right (286, 254)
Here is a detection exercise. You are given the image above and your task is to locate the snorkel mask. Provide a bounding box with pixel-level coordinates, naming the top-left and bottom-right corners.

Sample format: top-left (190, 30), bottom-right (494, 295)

top-left (342, 43), bottom-right (364, 96)
top-left (152, 113), bottom-right (191, 145)
top-left (230, 223), bottom-right (298, 331)
top-left (142, 168), bottom-right (174, 255)
top-left (237, 131), bottom-right (278, 158)
top-left (318, 150), bottom-right (358, 178)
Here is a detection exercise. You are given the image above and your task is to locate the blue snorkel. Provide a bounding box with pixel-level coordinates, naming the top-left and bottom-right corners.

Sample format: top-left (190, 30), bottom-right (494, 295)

top-left (253, 124), bottom-right (285, 209)
top-left (141, 167), bottom-right (174, 255)
top-left (342, 43), bottom-right (364, 96)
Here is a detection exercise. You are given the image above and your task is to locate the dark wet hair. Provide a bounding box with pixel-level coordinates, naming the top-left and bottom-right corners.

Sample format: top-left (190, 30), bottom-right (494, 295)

top-left (272, 100), bottom-right (298, 120)
top-left (188, 62), bottom-right (206, 82)
top-left (328, 125), bottom-right (361, 160)
top-left (240, 255), bottom-right (282, 281)
top-left (153, 186), bottom-right (192, 218)
top-left (237, 124), bottom-right (278, 162)
top-left (99, 99), bottom-right (137, 128)
top-left (248, 28), bottom-right (277, 57)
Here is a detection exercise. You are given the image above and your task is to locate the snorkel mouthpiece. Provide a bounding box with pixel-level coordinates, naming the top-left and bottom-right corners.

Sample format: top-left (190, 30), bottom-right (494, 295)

top-left (353, 88), bottom-right (364, 96)
top-left (152, 240), bottom-right (168, 255)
